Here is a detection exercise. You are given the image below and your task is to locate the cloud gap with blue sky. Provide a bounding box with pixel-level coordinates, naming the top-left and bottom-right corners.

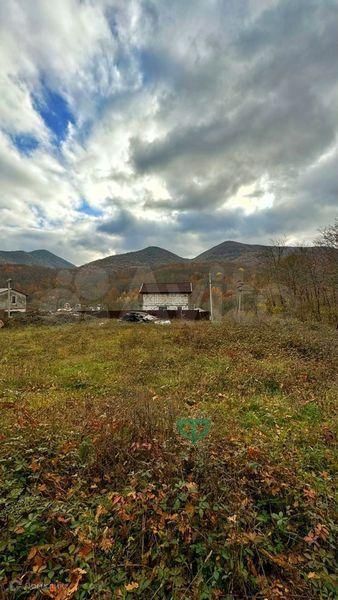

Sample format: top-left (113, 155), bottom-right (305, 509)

top-left (33, 84), bottom-right (75, 146)
top-left (0, 0), bottom-right (337, 265)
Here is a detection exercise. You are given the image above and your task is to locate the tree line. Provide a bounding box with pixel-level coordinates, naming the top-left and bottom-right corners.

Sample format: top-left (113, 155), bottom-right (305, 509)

top-left (258, 220), bottom-right (337, 323)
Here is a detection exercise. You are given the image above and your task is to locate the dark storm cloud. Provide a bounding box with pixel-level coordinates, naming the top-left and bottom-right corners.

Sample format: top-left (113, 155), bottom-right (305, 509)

top-left (144, 173), bottom-right (245, 211)
top-left (236, 0), bottom-right (338, 59)
top-left (133, 93), bottom-right (334, 175)
top-left (175, 197), bottom-right (332, 244)
top-left (130, 0), bottom-right (338, 230)
top-left (98, 206), bottom-right (134, 235)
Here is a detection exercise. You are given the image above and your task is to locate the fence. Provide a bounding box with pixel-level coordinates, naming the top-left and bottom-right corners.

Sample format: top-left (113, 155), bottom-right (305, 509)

top-left (79, 309), bottom-right (210, 321)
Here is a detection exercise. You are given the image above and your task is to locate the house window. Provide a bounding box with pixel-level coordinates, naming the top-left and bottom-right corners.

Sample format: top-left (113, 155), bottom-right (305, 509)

top-left (11, 295), bottom-right (17, 304)
top-left (159, 305), bottom-right (167, 310)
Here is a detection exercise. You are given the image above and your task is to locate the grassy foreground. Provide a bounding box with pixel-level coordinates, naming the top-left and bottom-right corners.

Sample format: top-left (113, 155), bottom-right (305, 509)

top-left (0, 319), bottom-right (337, 599)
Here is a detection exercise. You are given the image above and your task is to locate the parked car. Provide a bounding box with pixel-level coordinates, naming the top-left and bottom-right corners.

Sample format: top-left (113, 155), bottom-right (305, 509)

top-left (119, 311), bottom-right (171, 324)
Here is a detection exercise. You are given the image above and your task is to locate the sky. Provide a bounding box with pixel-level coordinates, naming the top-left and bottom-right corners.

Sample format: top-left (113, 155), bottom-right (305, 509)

top-left (0, 0), bottom-right (337, 265)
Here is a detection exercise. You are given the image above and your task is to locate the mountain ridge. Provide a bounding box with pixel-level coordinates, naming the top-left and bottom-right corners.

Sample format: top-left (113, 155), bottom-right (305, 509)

top-left (0, 249), bottom-right (75, 270)
top-left (82, 241), bottom-right (300, 270)
top-left (81, 246), bottom-right (188, 270)
top-left (192, 240), bottom-right (298, 265)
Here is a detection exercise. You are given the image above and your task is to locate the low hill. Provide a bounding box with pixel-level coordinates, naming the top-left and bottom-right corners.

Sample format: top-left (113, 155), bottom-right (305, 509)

top-left (0, 263), bottom-right (58, 297)
top-left (193, 240), bottom-right (292, 265)
top-left (84, 246), bottom-right (187, 270)
top-left (0, 250), bottom-right (75, 269)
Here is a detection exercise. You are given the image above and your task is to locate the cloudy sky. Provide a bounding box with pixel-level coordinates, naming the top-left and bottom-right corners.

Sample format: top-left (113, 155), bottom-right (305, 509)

top-left (0, 0), bottom-right (337, 264)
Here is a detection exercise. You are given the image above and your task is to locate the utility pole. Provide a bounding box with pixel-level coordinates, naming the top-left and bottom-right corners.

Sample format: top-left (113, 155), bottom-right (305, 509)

top-left (237, 283), bottom-right (242, 319)
top-left (209, 272), bottom-right (214, 321)
top-left (7, 278), bottom-right (12, 319)
top-left (237, 268), bottom-right (245, 321)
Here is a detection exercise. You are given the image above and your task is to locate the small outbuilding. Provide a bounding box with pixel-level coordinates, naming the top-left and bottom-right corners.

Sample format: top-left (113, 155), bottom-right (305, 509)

top-left (139, 282), bottom-right (192, 311)
top-left (0, 287), bottom-right (27, 313)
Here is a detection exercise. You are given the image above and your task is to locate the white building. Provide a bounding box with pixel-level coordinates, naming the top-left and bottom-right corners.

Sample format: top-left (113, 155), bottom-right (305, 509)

top-left (139, 282), bottom-right (192, 311)
top-left (0, 288), bottom-right (27, 313)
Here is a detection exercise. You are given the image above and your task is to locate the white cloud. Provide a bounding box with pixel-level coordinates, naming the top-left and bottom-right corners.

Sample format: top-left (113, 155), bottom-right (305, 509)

top-left (0, 0), bottom-right (337, 264)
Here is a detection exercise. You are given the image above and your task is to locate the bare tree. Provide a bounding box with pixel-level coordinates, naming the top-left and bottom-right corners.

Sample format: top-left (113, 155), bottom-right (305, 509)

top-left (258, 223), bottom-right (337, 323)
top-left (259, 238), bottom-right (288, 311)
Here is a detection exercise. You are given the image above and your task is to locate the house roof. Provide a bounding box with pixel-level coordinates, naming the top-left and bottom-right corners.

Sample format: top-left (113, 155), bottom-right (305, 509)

top-left (0, 288), bottom-right (28, 296)
top-left (139, 282), bottom-right (192, 294)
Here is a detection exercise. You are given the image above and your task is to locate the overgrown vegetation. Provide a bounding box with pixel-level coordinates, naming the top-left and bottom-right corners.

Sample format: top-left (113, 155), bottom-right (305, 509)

top-left (258, 221), bottom-right (337, 323)
top-left (0, 319), bottom-right (337, 599)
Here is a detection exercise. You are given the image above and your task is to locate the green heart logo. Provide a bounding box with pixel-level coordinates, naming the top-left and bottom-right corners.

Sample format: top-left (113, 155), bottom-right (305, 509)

top-left (176, 417), bottom-right (211, 445)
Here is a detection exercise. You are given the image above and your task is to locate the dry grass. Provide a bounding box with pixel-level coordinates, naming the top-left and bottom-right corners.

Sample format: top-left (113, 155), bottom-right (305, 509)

top-left (0, 319), bottom-right (337, 599)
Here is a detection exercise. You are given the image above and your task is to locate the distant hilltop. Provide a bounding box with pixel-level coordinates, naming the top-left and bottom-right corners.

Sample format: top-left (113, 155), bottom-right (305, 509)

top-left (0, 250), bottom-right (75, 270)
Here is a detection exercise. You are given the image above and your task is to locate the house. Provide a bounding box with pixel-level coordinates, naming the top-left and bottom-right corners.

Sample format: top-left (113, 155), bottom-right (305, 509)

top-left (0, 288), bottom-right (27, 313)
top-left (139, 282), bottom-right (192, 311)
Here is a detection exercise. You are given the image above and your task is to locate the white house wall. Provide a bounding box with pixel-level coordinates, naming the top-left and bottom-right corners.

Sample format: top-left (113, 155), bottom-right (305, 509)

top-left (0, 291), bottom-right (27, 312)
top-left (142, 293), bottom-right (190, 310)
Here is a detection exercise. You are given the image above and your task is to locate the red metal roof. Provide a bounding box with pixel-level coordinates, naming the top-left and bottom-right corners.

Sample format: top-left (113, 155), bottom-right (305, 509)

top-left (139, 282), bottom-right (192, 294)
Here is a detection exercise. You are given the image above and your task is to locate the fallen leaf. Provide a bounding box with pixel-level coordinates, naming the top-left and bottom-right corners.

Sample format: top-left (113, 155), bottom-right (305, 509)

top-left (27, 546), bottom-right (38, 561)
top-left (67, 568), bottom-right (86, 597)
top-left (29, 460), bottom-right (40, 472)
top-left (227, 514), bottom-right (238, 524)
top-left (47, 568), bottom-right (86, 599)
top-left (125, 582), bottom-right (139, 592)
top-left (95, 504), bottom-right (107, 522)
top-left (185, 482), bottom-right (198, 493)
top-left (110, 494), bottom-right (124, 506)
top-left (32, 554), bottom-right (46, 573)
top-left (307, 572), bottom-right (320, 580)
top-left (303, 487), bottom-right (317, 502)
top-left (78, 542), bottom-right (93, 558)
top-left (247, 446), bottom-right (261, 459)
top-left (100, 537), bottom-right (114, 552)
top-left (37, 483), bottom-right (48, 493)
top-left (185, 503), bottom-right (195, 518)
top-left (56, 515), bottom-right (70, 524)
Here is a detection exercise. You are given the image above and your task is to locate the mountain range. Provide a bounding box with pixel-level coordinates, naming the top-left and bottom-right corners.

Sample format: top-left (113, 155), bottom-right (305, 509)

top-left (0, 241), bottom-right (300, 272)
top-left (82, 241), bottom-right (298, 270)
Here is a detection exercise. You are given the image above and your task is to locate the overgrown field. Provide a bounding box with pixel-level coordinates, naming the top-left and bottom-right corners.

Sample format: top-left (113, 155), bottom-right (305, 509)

top-left (0, 319), bottom-right (337, 599)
